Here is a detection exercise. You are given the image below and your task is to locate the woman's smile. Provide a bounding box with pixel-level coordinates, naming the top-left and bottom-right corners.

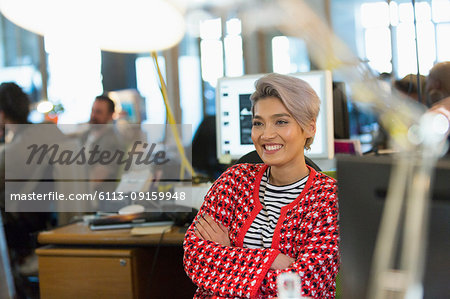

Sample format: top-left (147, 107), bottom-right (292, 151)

top-left (263, 143), bottom-right (283, 153)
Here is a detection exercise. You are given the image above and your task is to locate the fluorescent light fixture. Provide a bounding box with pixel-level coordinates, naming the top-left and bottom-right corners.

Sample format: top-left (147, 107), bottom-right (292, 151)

top-left (0, 0), bottom-right (186, 52)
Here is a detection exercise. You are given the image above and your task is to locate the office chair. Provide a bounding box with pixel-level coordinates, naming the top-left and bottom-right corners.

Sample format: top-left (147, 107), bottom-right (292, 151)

top-left (191, 115), bottom-right (228, 180)
top-left (235, 150), bottom-right (321, 172)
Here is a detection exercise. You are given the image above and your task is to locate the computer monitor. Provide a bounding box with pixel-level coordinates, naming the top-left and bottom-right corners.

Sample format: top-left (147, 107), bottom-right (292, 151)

top-left (337, 155), bottom-right (450, 299)
top-left (332, 81), bottom-right (350, 139)
top-left (215, 71), bottom-right (334, 164)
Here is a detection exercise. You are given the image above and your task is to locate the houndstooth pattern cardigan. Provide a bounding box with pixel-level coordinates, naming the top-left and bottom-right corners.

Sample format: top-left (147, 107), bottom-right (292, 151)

top-left (183, 163), bottom-right (339, 298)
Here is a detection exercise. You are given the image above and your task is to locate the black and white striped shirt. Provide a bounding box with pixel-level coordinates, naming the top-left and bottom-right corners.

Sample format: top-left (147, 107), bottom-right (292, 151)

top-left (243, 168), bottom-right (308, 249)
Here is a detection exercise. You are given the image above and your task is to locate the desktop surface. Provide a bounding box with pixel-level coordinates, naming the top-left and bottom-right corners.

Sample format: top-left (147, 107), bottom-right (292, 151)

top-left (38, 221), bottom-right (187, 246)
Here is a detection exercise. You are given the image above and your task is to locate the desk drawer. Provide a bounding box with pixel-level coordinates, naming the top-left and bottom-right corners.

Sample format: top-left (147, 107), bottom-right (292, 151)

top-left (37, 245), bottom-right (196, 299)
top-left (37, 248), bottom-right (143, 299)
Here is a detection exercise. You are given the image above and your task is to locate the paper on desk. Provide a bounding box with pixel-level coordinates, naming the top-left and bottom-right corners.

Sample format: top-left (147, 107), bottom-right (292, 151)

top-left (130, 225), bottom-right (172, 235)
top-left (115, 168), bottom-right (153, 193)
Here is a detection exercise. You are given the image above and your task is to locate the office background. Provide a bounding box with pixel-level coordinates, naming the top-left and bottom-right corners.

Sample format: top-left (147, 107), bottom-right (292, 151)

top-left (1, 0), bottom-right (448, 151)
top-left (1, 1), bottom-right (450, 298)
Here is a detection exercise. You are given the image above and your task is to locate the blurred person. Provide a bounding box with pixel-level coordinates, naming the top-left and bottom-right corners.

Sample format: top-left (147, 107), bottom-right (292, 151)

top-left (425, 63), bottom-right (450, 155)
top-left (183, 73), bottom-right (339, 298)
top-left (429, 96), bottom-right (450, 156)
top-left (89, 95), bottom-right (115, 125)
top-left (394, 74), bottom-right (426, 104)
top-left (82, 95), bottom-right (119, 145)
top-left (0, 82), bottom-right (66, 297)
top-left (82, 95), bottom-right (125, 196)
top-left (426, 61), bottom-right (450, 106)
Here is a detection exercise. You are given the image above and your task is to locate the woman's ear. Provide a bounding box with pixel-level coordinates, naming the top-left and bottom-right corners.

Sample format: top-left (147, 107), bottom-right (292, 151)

top-left (305, 120), bottom-right (316, 138)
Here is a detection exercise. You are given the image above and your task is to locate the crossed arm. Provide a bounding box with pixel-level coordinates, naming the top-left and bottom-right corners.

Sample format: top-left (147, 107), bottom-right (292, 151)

top-left (195, 214), bottom-right (295, 270)
top-left (183, 165), bottom-right (339, 298)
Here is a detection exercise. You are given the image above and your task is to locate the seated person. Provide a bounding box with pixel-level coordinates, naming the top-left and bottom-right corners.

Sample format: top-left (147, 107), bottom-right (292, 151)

top-left (0, 82), bottom-right (65, 296)
top-left (425, 61), bottom-right (450, 106)
top-left (183, 73), bottom-right (339, 298)
top-left (394, 74), bottom-right (426, 104)
top-left (82, 95), bottom-right (125, 194)
top-left (425, 62), bottom-right (450, 155)
top-left (429, 96), bottom-right (450, 156)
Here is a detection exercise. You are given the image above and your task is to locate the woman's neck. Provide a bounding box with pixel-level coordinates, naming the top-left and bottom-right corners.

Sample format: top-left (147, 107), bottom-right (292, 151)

top-left (269, 162), bottom-right (309, 186)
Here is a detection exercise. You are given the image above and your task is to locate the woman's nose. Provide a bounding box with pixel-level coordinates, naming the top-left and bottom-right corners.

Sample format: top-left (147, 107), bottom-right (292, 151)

top-left (261, 125), bottom-right (276, 139)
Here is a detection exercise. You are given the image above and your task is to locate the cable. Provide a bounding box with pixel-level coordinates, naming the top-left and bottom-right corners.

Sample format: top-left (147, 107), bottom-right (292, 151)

top-left (150, 52), bottom-right (196, 180)
top-left (412, 0), bottom-right (424, 105)
top-left (146, 226), bottom-right (172, 287)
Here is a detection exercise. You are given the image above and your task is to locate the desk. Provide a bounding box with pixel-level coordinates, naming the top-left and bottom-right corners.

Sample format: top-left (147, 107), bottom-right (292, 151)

top-left (36, 222), bottom-right (196, 299)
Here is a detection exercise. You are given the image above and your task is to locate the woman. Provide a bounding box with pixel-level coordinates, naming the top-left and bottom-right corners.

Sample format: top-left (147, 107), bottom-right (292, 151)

top-left (183, 73), bottom-right (339, 298)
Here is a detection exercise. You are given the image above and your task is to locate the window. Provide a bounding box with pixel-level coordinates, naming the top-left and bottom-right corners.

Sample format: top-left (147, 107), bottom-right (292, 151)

top-left (179, 34), bottom-right (202, 136)
top-left (0, 15), bottom-right (42, 106)
top-left (360, 2), bottom-right (392, 73)
top-left (199, 17), bottom-right (245, 116)
top-left (361, 0), bottom-right (450, 77)
top-left (135, 55), bottom-right (166, 125)
top-left (45, 34), bottom-right (102, 124)
top-left (396, 2), bottom-right (435, 77)
top-left (224, 18), bottom-right (244, 77)
top-left (199, 17), bottom-right (244, 85)
top-left (436, 23), bottom-right (450, 61)
top-left (200, 18), bottom-right (223, 87)
top-left (135, 55), bottom-right (167, 143)
top-left (272, 36), bottom-right (310, 74)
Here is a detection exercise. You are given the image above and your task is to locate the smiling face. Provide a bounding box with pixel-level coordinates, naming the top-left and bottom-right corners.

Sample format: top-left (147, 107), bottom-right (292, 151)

top-left (251, 96), bottom-right (315, 170)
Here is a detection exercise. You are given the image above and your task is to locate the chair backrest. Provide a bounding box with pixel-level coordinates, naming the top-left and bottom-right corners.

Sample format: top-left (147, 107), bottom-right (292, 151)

top-left (235, 150), bottom-right (321, 172)
top-left (321, 170), bottom-right (336, 179)
top-left (191, 115), bottom-right (228, 179)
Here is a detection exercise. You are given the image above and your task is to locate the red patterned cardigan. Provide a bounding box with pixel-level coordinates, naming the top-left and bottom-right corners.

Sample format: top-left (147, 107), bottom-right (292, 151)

top-left (183, 163), bottom-right (339, 298)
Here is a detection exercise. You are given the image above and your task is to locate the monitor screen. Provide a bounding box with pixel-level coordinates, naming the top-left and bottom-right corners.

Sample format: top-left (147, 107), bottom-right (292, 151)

top-left (337, 155), bottom-right (450, 299)
top-left (215, 71), bottom-right (334, 163)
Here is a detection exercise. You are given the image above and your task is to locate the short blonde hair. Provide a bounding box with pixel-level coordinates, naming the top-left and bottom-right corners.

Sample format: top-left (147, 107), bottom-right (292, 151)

top-left (250, 73), bottom-right (320, 149)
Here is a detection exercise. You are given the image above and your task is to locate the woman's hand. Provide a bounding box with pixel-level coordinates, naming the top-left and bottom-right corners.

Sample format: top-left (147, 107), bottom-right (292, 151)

top-left (270, 253), bottom-right (295, 270)
top-left (195, 214), bottom-right (231, 247)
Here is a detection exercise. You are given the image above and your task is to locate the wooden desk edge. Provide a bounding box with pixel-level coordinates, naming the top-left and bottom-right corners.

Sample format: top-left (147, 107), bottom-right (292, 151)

top-left (38, 222), bottom-right (187, 246)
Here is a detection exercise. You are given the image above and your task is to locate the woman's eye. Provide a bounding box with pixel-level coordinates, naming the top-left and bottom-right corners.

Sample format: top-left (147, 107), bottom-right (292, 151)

top-left (276, 120), bottom-right (288, 125)
top-left (252, 121), bottom-right (263, 127)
